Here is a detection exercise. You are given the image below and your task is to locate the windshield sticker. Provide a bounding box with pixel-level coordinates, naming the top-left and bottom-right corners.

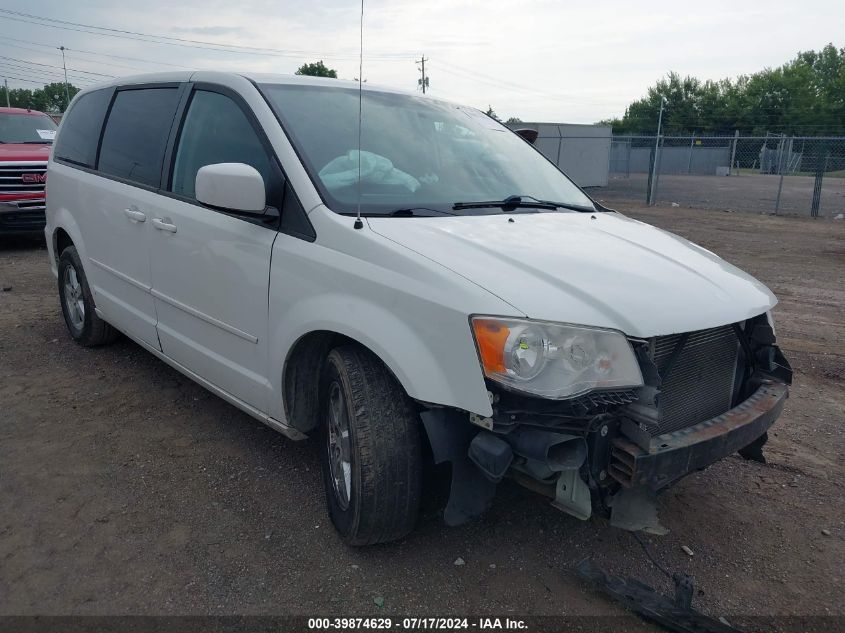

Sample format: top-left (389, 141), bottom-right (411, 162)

top-left (36, 129), bottom-right (57, 140)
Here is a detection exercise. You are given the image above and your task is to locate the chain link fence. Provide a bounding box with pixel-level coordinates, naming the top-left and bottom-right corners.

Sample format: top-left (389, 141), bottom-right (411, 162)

top-left (530, 132), bottom-right (845, 217)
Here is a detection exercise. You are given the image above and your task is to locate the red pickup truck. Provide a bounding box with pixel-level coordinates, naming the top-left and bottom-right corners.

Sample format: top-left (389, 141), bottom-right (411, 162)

top-left (0, 107), bottom-right (57, 235)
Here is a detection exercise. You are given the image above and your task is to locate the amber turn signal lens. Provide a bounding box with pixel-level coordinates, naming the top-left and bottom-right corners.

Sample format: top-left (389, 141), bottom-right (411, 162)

top-left (472, 319), bottom-right (510, 374)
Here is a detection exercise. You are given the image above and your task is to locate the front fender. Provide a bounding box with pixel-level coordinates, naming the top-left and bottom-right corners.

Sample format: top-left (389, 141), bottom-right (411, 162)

top-left (266, 213), bottom-right (523, 422)
top-left (269, 292), bottom-right (494, 421)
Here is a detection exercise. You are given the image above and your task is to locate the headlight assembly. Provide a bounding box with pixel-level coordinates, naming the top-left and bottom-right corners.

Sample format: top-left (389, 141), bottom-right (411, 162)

top-left (470, 317), bottom-right (643, 399)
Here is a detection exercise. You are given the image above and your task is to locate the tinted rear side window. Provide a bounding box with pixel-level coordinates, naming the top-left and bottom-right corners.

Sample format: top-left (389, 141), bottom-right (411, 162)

top-left (54, 89), bottom-right (111, 168)
top-left (98, 87), bottom-right (180, 188)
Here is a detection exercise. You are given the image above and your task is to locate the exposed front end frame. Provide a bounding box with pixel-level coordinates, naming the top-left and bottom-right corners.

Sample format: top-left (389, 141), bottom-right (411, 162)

top-left (421, 314), bottom-right (792, 533)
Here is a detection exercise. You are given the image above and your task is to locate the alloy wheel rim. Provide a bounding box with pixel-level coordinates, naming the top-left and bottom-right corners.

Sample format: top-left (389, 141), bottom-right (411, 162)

top-left (327, 381), bottom-right (352, 510)
top-left (63, 265), bottom-right (85, 330)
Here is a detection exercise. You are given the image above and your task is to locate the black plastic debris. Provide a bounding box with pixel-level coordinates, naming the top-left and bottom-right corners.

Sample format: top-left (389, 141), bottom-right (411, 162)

top-left (576, 559), bottom-right (739, 633)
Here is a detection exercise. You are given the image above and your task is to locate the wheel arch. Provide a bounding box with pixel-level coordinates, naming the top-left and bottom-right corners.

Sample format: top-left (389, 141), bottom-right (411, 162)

top-left (54, 227), bottom-right (73, 259)
top-left (281, 329), bottom-right (351, 435)
top-left (282, 328), bottom-right (427, 435)
top-left (277, 305), bottom-right (493, 435)
top-left (49, 208), bottom-right (87, 268)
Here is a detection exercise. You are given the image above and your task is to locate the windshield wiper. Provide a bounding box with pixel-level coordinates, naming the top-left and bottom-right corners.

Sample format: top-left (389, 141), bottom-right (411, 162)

top-left (338, 207), bottom-right (456, 218)
top-left (387, 207), bottom-right (456, 217)
top-left (452, 194), bottom-right (594, 213)
top-left (20, 140), bottom-right (53, 144)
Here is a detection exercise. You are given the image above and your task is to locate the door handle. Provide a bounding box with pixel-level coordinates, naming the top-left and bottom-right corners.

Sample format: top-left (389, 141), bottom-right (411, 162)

top-left (124, 208), bottom-right (146, 222)
top-left (151, 218), bottom-right (177, 233)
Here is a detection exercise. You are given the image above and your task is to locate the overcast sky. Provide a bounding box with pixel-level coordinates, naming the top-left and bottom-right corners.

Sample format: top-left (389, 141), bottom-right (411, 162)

top-left (0, 0), bottom-right (842, 122)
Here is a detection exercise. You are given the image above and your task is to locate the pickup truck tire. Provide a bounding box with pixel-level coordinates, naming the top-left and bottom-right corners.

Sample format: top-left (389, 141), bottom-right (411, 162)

top-left (58, 246), bottom-right (119, 347)
top-left (320, 344), bottom-right (422, 546)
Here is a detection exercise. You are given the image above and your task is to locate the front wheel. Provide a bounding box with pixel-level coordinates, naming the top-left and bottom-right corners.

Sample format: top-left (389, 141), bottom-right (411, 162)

top-left (320, 345), bottom-right (422, 546)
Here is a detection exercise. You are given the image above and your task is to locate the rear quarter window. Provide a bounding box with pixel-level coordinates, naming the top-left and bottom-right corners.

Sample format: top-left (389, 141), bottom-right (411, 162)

top-left (54, 89), bottom-right (112, 168)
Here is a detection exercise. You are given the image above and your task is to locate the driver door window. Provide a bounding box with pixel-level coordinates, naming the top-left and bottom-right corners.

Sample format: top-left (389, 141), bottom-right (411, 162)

top-left (170, 90), bottom-right (274, 204)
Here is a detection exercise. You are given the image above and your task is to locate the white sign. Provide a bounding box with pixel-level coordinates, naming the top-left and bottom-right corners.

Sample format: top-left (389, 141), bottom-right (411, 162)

top-left (36, 129), bottom-right (57, 141)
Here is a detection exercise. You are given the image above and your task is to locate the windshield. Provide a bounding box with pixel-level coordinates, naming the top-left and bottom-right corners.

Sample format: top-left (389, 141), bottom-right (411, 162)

top-left (0, 113), bottom-right (57, 144)
top-left (259, 84), bottom-right (595, 215)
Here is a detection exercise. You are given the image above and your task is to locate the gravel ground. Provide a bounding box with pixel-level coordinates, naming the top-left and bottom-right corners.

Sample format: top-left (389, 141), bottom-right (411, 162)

top-left (0, 205), bottom-right (843, 628)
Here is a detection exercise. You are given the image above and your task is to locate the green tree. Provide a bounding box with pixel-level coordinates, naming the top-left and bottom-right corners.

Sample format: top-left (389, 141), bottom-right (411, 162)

top-left (484, 105), bottom-right (500, 121)
top-left (39, 83), bottom-right (81, 113)
top-left (295, 60), bottom-right (338, 78)
top-left (1, 83), bottom-right (80, 113)
top-left (607, 44), bottom-right (845, 136)
top-left (1, 88), bottom-right (32, 109)
top-left (505, 116), bottom-right (523, 124)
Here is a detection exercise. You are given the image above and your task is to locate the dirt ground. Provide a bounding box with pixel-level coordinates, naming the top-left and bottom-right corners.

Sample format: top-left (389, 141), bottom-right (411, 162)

top-left (594, 173), bottom-right (845, 217)
top-left (1, 205), bottom-right (843, 628)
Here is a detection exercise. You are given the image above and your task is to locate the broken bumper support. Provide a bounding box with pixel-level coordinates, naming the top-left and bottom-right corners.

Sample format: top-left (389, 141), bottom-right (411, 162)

top-left (610, 380), bottom-right (789, 490)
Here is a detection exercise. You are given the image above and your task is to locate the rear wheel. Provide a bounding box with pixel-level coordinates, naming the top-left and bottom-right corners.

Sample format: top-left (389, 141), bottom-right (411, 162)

top-left (58, 246), bottom-right (119, 347)
top-left (320, 345), bottom-right (422, 546)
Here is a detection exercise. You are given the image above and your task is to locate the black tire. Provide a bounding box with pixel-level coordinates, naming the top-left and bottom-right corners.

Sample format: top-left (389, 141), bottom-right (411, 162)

top-left (57, 245), bottom-right (119, 347)
top-left (320, 344), bottom-right (422, 546)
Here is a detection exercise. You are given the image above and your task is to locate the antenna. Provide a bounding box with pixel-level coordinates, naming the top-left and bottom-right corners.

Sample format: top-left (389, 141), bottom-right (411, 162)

top-left (353, 0), bottom-right (364, 230)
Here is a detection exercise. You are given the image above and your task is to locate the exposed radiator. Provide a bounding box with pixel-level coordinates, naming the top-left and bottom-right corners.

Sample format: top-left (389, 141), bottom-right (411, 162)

top-left (651, 324), bottom-right (739, 435)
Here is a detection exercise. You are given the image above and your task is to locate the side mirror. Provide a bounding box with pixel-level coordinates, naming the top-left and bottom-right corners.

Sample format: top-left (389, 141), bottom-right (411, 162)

top-left (514, 128), bottom-right (539, 145)
top-left (195, 163), bottom-right (266, 213)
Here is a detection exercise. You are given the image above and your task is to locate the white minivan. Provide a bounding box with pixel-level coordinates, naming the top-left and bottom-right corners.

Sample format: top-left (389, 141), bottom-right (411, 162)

top-left (46, 72), bottom-right (791, 544)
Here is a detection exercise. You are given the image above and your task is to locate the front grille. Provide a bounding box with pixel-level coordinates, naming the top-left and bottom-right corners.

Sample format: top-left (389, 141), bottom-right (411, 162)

top-left (0, 162), bottom-right (47, 196)
top-left (651, 324), bottom-right (739, 435)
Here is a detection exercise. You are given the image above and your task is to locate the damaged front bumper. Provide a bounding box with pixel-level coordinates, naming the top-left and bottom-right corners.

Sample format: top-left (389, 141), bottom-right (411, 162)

top-left (609, 379), bottom-right (788, 490)
top-left (420, 317), bottom-right (792, 533)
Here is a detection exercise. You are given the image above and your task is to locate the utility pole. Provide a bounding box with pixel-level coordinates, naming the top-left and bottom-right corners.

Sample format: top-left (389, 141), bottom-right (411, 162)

top-left (647, 96), bottom-right (666, 205)
top-left (3, 78), bottom-right (9, 108)
top-left (58, 46), bottom-right (70, 111)
top-left (416, 55), bottom-right (429, 94)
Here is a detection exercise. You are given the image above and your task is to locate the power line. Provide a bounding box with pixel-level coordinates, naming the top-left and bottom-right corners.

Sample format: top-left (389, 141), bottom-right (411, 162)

top-left (444, 59), bottom-right (570, 98)
top-left (0, 10), bottom-right (415, 61)
top-left (0, 61), bottom-right (67, 79)
top-left (0, 73), bottom-right (67, 86)
top-left (0, 60), bottom-right (95, 83)
top-left (0, 35), bottom-right (188, 69)
top-left (0, 40), bottom-right (142, 74)
top-left (0, 8), bottom-right (361, 55)
top-left (0, 54), bottom-right (114, 77)
top-left (0, 67), bottom-right (93, 87)
top-left (433, 59), bottom-right (624, 105)
top-left (58, 50), bottom-right (178, 73)
top-left (428, 61), bottom-right (626, 107)
top-left (3, 47), bottom-right (165, 74)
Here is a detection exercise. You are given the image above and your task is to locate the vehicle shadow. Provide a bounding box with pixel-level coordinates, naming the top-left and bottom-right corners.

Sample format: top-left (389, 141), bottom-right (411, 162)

top-left (0, 234), bottom-right (47, 252)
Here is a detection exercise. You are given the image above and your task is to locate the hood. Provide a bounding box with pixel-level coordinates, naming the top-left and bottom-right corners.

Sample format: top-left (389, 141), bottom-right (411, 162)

top-left (0, 143), bottom-right (51, 162)
top-left (367, 212), bottom-right (776, 338)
